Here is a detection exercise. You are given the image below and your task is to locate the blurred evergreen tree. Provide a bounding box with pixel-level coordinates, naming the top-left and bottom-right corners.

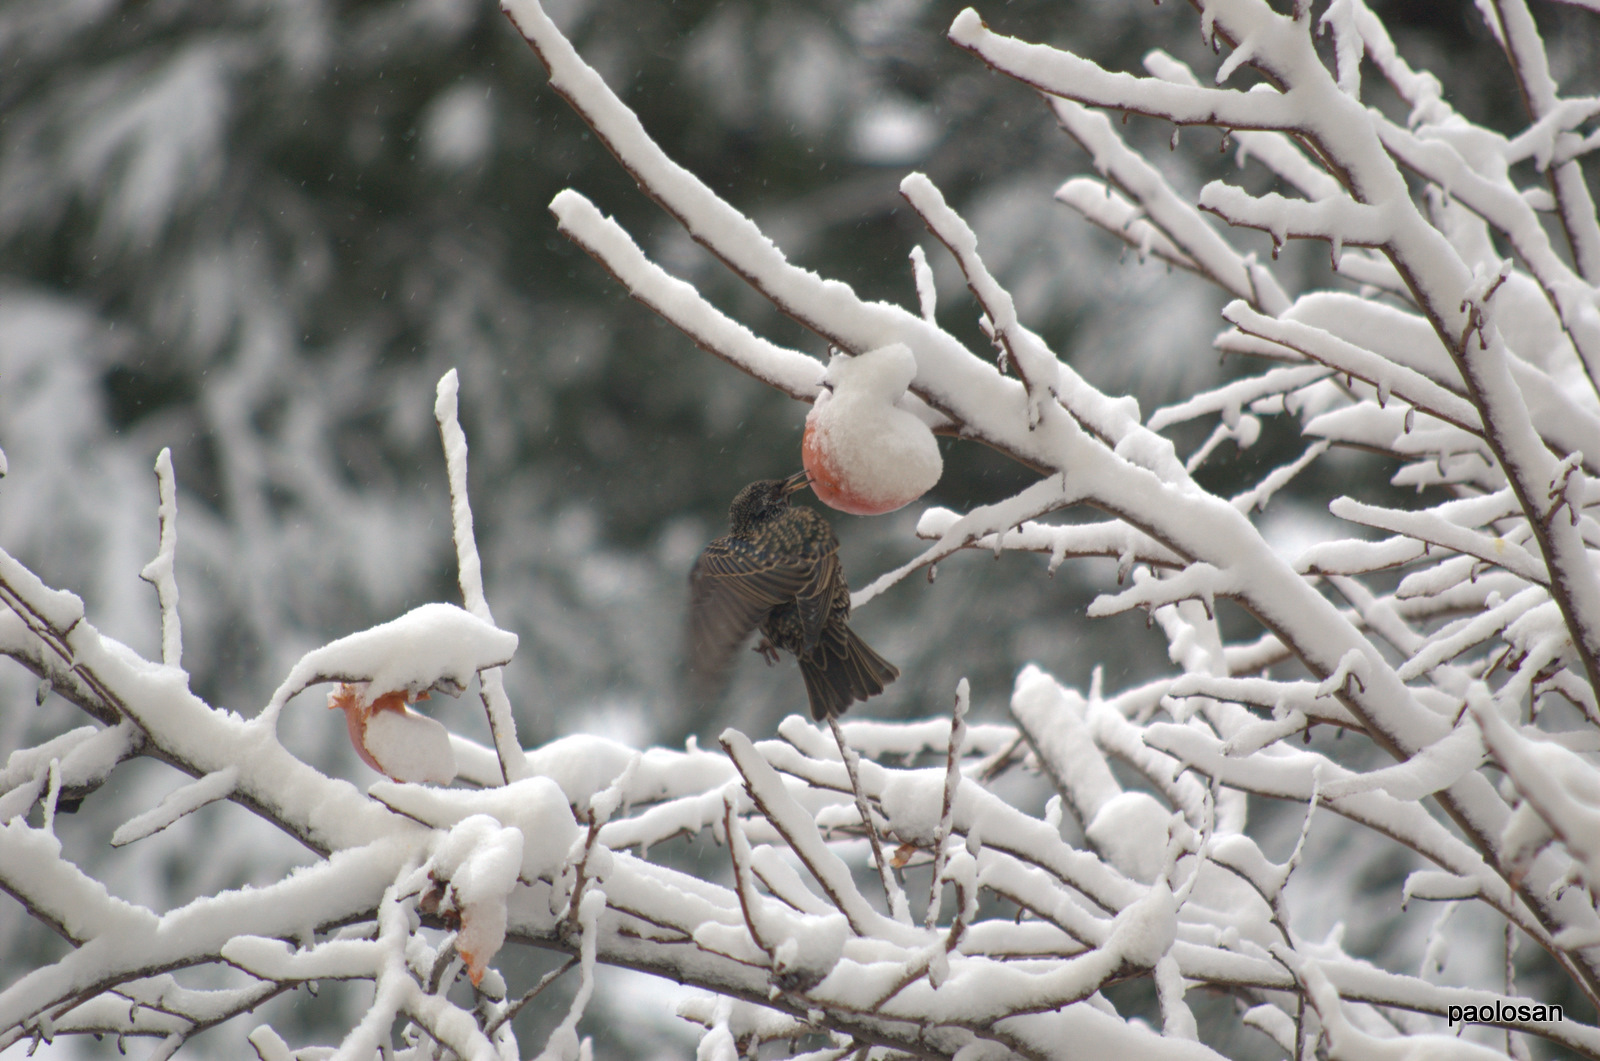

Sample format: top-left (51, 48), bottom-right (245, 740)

top-left (6, 0), bottom-right (1588, 741)
top-left (0, 0), bottom-right (1256, 742)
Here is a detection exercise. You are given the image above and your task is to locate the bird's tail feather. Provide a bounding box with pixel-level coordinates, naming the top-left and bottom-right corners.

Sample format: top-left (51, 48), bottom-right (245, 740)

top-left (799, 624), bottom-right (899, 720)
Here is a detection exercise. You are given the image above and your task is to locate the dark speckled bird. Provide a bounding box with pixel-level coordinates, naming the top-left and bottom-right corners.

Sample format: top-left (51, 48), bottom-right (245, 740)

top-left (688, 471), bottom-right (899, 720)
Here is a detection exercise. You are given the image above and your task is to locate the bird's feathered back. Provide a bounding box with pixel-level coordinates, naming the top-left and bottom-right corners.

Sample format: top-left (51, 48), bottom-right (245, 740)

top-left (686, 474), bottom-right (897, 719)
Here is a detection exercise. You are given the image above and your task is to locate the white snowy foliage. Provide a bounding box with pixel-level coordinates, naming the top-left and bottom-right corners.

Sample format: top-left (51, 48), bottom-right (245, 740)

top-left (4, 0), bottom-right (1600, 1059)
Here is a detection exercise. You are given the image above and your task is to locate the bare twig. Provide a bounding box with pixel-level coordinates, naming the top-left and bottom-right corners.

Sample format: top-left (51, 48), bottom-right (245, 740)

top-left (827, 716), bottom-right (911, 926)
top-left (926, 680), bottom-right (969, 931)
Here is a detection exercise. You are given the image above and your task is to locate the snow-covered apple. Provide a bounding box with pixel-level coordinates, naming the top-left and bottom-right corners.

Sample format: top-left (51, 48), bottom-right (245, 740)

top-left (802, 344), bottom-right (942, 515)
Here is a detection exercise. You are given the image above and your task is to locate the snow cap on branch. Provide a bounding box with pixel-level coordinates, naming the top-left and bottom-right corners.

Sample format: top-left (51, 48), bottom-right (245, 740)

top-left (261, 602), bottom-right (519, 723)
top-left (423, 814), bottom-right (525, 985)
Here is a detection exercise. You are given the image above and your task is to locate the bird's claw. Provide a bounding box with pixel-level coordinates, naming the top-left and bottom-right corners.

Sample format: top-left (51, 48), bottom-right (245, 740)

top-left (754, 638), bottom-right (780, 666)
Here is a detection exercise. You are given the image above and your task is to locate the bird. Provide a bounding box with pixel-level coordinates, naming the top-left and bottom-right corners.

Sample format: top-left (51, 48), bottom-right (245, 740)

top-left (687, 471), bottom-right (899, 720)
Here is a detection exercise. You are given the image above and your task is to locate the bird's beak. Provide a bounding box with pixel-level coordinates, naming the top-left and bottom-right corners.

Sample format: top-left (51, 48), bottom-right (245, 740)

top-left (783, 470), bottom-right (812, 496)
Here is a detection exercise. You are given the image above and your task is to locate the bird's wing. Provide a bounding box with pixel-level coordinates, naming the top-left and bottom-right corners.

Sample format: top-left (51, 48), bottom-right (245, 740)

top-left (793, 546), bottom-right (843, 653)
top-left (686, 536), bottom-right (813, 702)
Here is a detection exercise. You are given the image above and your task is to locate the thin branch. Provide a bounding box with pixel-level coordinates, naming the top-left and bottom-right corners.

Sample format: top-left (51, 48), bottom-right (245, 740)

top-left (483, 958), bottom-right (578, 1038)
top-left (138, 448), bottom-right (183, 670)
top-left (1489, 0), bottom-right (1600, 282)
top-left (434, 370), bottom-right (530, 784)
top-left (925, 680), bottom-right (969, 931)
top-left (828, 716), bottom-right (912, 926)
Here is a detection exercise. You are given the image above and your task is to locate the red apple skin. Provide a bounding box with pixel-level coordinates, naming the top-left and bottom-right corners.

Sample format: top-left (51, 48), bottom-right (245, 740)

top-left (802, 416), bottom-right (916, 515)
